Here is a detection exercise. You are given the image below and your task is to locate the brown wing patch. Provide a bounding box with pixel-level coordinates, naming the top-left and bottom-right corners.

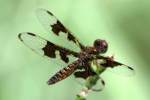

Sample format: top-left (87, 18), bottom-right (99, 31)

top-left (96, 55), bottom-right (135, 76)
top-left (36, 8), bottom-right (85, 50)
top-left (96, 55), bottom-right (125, 68)
top-left (74, 70), bottom-right (96, 79)
top-left (18, 32), bottom-right (79, 63)
top-left (51, 20), bottom-right (67, 35)
top-left (42, 41), bottom-right (56, 58)
top-left (42, 41), bottom-right (78, 63)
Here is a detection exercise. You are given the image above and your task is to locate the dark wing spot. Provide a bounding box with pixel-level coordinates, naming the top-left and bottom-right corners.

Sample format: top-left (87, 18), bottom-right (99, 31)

top-left (74, 71), bottom-right (88, 79)
top-left (42, 41), bottom-right (56, 58)
top-left (46, 10), bottom-right (53, 16)
top-left (51, 21), bottom-right (81, 46)
top-left (51, 21), bottom-right (67, 35)
top-left (100, 58), bottom-right (134, 72)
top-left (101, 59), bottom-right (122, 68)
top-left (42, 41), bottom-right (76, 63)
top-left (27, 32), bottom-right (36, 36)
top-left (74, 70), bottom-right (96, 79)
top-left (67, 33), bottom-right (76, 43)
top-left (128, 66), bottom-right (134, 70)
top-left (18, 32), bottom-right (36, 42)
top-left (18, 33), bottom-right (23, 41)
top-left (59, 50), bottom-right (69, 63)
top-left (67, 33), bottom-right (85, 49)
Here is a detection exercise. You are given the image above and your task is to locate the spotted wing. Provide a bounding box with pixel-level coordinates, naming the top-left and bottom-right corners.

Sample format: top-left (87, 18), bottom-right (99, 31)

top-left (36, 8), bottom-right (85, 50)
top-left (18, 32), bottom-right (79, 63)
top-left (96, 56), bottom-right (135, 76)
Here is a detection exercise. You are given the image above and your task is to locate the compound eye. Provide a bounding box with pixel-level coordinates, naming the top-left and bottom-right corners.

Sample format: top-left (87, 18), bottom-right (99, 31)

top-left (94, 39), bottom-right (108, 53)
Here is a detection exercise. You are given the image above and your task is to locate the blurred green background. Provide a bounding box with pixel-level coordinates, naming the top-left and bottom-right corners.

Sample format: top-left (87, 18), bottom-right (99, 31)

top-left (0, 0), bottom-right (150, 100)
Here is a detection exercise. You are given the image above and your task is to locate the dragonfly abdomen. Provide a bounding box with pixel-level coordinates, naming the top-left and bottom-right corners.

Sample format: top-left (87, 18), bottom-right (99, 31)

top-left (47, 60), bottom-right (80, 85)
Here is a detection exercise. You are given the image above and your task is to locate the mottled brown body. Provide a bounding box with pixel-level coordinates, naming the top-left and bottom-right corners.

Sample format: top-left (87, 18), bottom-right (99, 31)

top-left (47, 60), bottom-right (80, 85)
top-left (47, 47), bottom-right (100, 84)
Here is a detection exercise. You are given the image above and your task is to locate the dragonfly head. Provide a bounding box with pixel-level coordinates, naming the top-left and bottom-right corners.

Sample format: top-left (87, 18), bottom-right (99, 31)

top-left (93, 39), bottom-right (108, 53)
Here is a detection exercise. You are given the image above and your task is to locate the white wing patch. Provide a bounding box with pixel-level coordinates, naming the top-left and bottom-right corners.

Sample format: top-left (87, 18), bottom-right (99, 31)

top-left (19, 32), bottom-right (46, 56)
top-left (107, 65), bottom-right (135, 76)
top-left (36, 9), bottom-right (57, 33)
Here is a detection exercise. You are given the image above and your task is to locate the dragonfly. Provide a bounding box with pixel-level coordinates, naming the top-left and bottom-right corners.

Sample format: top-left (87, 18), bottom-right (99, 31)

top-left (18, 8), bottom-right (134, 91)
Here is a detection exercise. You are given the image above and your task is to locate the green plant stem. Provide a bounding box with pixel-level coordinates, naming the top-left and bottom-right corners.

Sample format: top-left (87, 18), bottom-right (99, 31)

top-left (75, 60), bottom-right (106, 100)
top-left (75, 75), bottom-right (100, 100)
top-left (75, 95), bottom-right (86, 100)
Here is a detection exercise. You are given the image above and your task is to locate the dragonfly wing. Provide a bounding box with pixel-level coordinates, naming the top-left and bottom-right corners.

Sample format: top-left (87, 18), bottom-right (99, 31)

top-left (36, 8), bottom-right (85, 50)
top-left (96, 56), bottom-right (135, 76)
top-left (106, 63), bottom-right (135, 76)
top-left (18, 32), bottom-right (79, 63)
